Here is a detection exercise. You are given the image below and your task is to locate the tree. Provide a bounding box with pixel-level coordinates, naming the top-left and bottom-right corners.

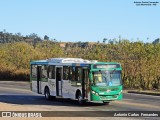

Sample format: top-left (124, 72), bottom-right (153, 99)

top-left (29, 33), bottom-right (38, 39)
top-left (44, 35), bottom-right (49, 40)
top-left (103, 38), bottom-right (107, 44)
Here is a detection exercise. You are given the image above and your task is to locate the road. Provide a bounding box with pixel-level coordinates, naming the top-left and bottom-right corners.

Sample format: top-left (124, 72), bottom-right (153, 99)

top-left (0, 81), bottom-right (159, 120)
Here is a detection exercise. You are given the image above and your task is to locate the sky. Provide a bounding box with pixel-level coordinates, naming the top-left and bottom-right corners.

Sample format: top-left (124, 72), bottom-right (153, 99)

top-left (0, 0), bottom-right (160, 43)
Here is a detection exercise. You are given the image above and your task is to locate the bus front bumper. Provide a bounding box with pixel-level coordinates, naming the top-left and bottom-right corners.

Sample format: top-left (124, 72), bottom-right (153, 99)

top-left (91, 93), bottom-right (123, 101)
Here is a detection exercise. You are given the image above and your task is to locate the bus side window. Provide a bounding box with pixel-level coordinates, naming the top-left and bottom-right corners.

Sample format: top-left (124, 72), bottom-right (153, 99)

top-left (31, 65), bottom-right (37, 78)
top-left (76, 67), bottom-right (82, 81)
top-left (42, 65), bottom-right (47, 78)
top-left (63, 66), bottom-right (69, 80)
top-left (68, 66), bottom-right (72, 80)
top-left (71, 66), bottom-right (75, 81)
top-left (48, 65), bottom-right (55, 79)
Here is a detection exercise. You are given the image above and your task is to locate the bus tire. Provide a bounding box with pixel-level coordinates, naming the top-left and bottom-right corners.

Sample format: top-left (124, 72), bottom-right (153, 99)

top-left (103, 101), bottom-right (110, 105)
top-left (77, 93), bottom-right (82, 105)
top-left (44, 87), bottom-right (51, 100)
top-left (77, 92), bottom-right (86, 105)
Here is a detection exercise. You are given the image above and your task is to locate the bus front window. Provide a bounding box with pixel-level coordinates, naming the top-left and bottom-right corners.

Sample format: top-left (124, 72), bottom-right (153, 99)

top-left (93, 70), bottom-right (121, 86)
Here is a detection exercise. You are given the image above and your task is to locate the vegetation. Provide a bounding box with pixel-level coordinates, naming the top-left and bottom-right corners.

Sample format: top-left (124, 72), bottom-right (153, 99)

top-left (0, 30), bottom-right (159, 90)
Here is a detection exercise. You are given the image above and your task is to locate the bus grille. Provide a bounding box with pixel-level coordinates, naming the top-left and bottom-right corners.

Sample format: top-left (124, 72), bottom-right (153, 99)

top-left (99, 88), bottom-right (118, 91)
top-left (100, 95), bottom-right (118, 100)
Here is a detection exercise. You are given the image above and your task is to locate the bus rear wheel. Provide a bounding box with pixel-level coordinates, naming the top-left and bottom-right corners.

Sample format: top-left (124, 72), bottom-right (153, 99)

top-left (44, 88), bottom-right (51, 100)
top-left (77, 93), bottom-right (86, 105)
top-left (78, 94), bottom-right (82, 104)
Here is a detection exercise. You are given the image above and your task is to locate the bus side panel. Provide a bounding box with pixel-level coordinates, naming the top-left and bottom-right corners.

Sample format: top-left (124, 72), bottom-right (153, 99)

top-left (68, 86), bottom-right (82, 99)
top-left (41, 81), bottom-right (49, 94)
top-left (62, 80), bottom-right (70, 98)
top-left (62, 81), bottom-right (82, 99)
top-left (32, 80), bottom-right (38, 93)
top-left (48, 79), bottom-right (57, 96)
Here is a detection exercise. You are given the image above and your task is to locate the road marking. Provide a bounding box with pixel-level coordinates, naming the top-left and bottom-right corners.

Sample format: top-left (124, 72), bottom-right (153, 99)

top-left (114, 100), bottom-right (160, 109)
top-left (0, 86), bottom-right (31, 92)
top-left (0, 86), bottom-right (159, 110)
top-left (126, 93), bottom-right (160, 98)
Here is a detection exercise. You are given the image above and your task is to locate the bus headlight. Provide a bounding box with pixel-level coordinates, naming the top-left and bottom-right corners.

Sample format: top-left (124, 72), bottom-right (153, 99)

top-left (118, 90), bottom-right (123, 95)
top-left (92, 91), bottom-right (99, 96)
top-left (92, 91), bottom-right (95, 94)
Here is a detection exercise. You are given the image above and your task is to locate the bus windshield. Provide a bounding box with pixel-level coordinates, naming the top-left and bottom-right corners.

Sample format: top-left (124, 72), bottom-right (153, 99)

top-left (92, 70), bottom-right (121, 86)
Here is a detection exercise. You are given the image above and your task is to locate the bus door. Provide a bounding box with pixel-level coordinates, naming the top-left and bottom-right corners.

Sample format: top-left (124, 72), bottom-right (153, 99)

top-left (82, 68), bottom-right (89, 99)
top-left (37, 66), bottom-right (42, 94)
top-left (56, 67), bottom-right (62, 96)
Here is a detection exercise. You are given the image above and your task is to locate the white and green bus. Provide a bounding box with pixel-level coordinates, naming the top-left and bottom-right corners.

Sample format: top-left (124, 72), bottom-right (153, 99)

top-left (30, 58), bottom-right (122, 104)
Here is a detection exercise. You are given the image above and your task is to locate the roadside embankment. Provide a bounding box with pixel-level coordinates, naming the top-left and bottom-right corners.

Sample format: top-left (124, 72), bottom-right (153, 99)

top-left (124, 89), bottom-right (160, 96)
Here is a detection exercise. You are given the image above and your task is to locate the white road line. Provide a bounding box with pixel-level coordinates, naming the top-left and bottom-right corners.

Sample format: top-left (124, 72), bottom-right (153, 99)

top-left (0, 86), bottom-right (31, 92)
top-left (113, 100), bottom-right (160, 109)
top-left (125, 93), bottom-right (160, 98)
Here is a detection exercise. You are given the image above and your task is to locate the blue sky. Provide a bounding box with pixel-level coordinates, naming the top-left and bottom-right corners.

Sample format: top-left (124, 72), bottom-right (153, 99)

top-left (0, 0), bottom-right (159, 43)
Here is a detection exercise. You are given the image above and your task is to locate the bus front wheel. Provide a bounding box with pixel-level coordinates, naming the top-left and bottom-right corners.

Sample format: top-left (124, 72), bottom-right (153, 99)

top-left (103, 101), bottom-right (110, 105)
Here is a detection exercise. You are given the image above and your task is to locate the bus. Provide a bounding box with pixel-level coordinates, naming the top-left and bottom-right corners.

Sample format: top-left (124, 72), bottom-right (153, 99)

top-left (30, 58), bottom-right (122, 104)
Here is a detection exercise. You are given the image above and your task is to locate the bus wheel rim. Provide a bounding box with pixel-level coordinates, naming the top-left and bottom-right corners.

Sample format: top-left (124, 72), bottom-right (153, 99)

top-left (78, 95), bottom-right (82, 103)
top-left (45, 90), bottom-right (49, 99)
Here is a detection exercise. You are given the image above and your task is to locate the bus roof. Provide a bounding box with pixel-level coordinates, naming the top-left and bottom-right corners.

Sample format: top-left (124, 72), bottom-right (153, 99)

top-left (30, 58), bottom-right (121, 66)
top-left (30, 58), bottom-right (97, 66)
top-left (30, 60), bottom-right (48, 65)
top-left (47, 58), bottom-right (98, 64)
top-left (96, 62), bottom-right (120, 64)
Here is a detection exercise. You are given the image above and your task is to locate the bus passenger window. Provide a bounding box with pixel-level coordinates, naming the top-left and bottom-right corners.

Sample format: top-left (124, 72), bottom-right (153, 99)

top-left (41, 65), bottom-right (47, 78)
top-left (48, 65), bottom-right (55, 79)
top-left (31, 65), bottom-right (37, 78)
top-left (76, 67), bottom-right (82, 81)
top-left (71, 67), bottom-right (75, 81)
top-left (63, 66), bottom-right (69, 80)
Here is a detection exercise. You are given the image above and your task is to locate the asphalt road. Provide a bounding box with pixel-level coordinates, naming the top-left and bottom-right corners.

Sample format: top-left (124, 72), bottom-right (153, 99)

top-left (0, 81), bottom-right (159, 120)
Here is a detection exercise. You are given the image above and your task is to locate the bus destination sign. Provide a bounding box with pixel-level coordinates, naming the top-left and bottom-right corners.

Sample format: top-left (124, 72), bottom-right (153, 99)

top-left (93, 64), bottom-right (120, 69)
